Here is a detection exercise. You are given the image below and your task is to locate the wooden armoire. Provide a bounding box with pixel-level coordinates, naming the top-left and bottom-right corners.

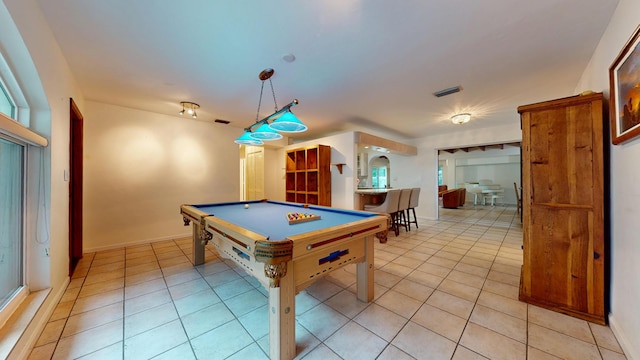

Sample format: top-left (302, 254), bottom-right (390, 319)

top-left (518, 92), bottom-right (606, 325)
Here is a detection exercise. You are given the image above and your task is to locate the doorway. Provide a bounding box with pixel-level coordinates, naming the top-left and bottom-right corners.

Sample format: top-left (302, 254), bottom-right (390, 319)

top-left (243, 145), bottom-right (265, 200)
top-left (437, 142), bottom-right (521, 215)
top-left (69, 99), bottom-right (83, 275)
top-left (369, 155), bottom-right (390, 189)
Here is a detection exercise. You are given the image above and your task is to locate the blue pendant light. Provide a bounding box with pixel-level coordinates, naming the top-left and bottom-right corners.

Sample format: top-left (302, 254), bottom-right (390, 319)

top-left (234, 131), bottom-right (264, 145)
top-left (235, 68), bottom-right (305, 145)
top-left (250, 123), bottom-right (283, 140)
top-left (269, 111), bottom-right (307, 133)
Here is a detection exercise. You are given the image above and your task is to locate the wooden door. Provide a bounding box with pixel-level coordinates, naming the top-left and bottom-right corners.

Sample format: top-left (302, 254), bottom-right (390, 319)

top-left (518, 93), bottom-right (605, 324)
top-left (245, 146), bottom-right (264, 200)
top-left (69, 99), bottom-right (84, 275)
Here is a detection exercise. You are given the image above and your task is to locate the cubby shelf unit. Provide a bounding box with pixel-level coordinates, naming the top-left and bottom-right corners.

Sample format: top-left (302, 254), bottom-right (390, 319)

top-left (285, 145), bottom-right (331, 206)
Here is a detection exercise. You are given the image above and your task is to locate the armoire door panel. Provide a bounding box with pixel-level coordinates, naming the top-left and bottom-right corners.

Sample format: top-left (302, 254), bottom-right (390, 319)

top-left (527, 207), bottom-right (592, 309)
top-left (518, 93), bottom-right (606, 325)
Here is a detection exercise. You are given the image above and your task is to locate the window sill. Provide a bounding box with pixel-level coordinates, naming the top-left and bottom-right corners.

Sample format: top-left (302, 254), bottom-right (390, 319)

top-left (0, 288), bottom-right (50, 359)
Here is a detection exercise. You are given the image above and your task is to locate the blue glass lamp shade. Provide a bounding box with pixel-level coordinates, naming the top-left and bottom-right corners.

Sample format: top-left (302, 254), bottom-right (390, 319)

top-left (269, 111), bottom-right (307, 133)
top-left (234, 131), bottom-right (264, 145)
top-left (249, 123), bottom-right (283, 140)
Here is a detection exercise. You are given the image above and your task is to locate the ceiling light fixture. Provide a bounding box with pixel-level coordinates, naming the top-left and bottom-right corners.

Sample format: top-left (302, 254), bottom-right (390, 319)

top-left (451, 113), bottom-right (471, 125)
top-left (235, 68), bottom-right (306, 145)
top-left (179, 101), bottom-right (200, 119)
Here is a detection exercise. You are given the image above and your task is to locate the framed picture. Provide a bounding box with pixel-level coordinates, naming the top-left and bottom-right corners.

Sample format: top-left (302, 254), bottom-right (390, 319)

top-left (610, 24), bottom-right (640, 145)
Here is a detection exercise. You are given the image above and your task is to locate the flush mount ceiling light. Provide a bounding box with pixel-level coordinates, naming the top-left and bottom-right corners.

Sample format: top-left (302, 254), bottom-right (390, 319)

top-left (451, 113), bottom-right (471, 125)
top-left (179, 101), bottom-right (200, 119)
top-left (235, 68), bottom-right (306, 145)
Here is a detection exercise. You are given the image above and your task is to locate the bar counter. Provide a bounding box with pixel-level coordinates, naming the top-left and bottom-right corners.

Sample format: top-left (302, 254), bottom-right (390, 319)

top-left (355, 188), bottom-right (388, 210)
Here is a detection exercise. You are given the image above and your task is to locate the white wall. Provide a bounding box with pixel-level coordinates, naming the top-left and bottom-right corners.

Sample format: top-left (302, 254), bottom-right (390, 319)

top-left (4, 0), bottom-right (81, 290)
top-left (2, 0), bottom-right (84, 357)
top-left (271, 132), bottom-right (356, 210)
top-left (263, 146), bottom-right (281, 201)
top-left (83, 101), bottom-right (241, 251)
top-left (575, 1), bottom-right (640, 358)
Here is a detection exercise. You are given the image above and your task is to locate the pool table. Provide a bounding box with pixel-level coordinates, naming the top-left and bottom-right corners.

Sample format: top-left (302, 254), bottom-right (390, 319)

top-left (180, 200), bottom-right (388, 360)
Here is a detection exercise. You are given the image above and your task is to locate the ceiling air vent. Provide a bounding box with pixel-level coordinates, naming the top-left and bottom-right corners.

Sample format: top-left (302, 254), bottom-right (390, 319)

top-left (214, 119), bottom-right (230, 124)
top-left (433, 86), bottom-right (462, 98)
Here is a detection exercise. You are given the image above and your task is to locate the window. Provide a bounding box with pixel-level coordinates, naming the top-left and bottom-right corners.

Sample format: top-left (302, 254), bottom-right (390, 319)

top-left (0, 52), bottom-right (36, 326)
top-left (438, 166), bottom-right (443, 185)
top-left (0, 81), bottom-right (15, 119)
top-left (0, 135), bottom-right (24, 312)
top-left (371, 166), bottom-right (387, 189)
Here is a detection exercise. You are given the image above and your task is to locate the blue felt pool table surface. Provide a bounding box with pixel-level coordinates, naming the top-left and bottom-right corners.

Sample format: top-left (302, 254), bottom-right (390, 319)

top-left (190, 200), bottom-right (378, 241)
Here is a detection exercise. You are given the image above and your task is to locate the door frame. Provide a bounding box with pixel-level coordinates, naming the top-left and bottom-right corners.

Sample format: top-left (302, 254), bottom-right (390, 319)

top-left (69, 98), bottom-right (83, 275)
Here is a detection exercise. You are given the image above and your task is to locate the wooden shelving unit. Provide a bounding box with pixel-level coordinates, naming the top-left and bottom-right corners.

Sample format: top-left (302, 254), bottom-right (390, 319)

top-left (285, 145), bottom-right (331, 206)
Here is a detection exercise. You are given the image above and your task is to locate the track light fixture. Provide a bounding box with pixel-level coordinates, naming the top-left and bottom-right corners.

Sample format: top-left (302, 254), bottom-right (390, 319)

top-left (235, 68), bottom-right (306, 145)
top-left (179, 101), bottom-right (200, 119)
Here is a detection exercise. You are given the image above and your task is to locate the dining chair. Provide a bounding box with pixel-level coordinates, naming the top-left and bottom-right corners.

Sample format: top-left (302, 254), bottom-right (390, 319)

top-left (468, 188), bottom-right (483, 205)
top-left (514, 182), bottom-right (522, 215)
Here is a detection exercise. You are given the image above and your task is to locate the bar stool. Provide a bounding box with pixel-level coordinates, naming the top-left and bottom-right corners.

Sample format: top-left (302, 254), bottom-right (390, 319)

top-left (364, 189), bottom-right (402, 236)
top-left (396, 188), bottom-right (412, 232)
top-left (407, 187), bottom-right (420, 229)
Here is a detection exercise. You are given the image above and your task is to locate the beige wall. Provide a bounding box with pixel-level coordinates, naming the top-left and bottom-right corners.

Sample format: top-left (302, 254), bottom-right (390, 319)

top-left (83, 101), bottom-right (241, 252)
top-left (575, 0), bottom-right (640, 358)
top-left (2, 0), bottom-right (84, 357)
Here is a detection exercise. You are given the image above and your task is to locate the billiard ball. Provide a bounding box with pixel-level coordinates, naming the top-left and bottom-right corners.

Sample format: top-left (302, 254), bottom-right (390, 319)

top-left (244, 204), bottom-right (249, 209)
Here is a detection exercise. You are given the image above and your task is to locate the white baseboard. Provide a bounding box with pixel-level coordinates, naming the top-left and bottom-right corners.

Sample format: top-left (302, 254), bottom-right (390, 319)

top-left (83, 232), bottom-right (191, 253)
top-left (609, 313), bottom-right (638, 360)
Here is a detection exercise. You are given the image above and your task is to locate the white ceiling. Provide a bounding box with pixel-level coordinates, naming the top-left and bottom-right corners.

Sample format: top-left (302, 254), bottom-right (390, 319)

top-left (35, 0), bottom-right (619, 141)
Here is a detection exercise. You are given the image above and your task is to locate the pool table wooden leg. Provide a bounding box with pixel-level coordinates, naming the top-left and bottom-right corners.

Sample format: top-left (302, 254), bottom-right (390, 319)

top-left (192, 223), bottom-right (205, 266)
top-left (356, 235), bottom-right (375, 302)
top-left (269, 266), bottom-right (296, 360)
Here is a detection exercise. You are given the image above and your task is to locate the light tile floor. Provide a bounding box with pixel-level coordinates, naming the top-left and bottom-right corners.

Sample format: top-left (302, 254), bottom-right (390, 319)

top-left (27, 205), bottom-right (627, 359)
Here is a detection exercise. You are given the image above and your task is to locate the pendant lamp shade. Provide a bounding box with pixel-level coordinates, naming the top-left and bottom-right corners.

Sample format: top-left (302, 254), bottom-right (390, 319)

top-left (269, 111), bottom-right (308, 133)
top-left (234, 131), bottom-right (264, 145)
top-left (250, 123), bottom-right (283, 140)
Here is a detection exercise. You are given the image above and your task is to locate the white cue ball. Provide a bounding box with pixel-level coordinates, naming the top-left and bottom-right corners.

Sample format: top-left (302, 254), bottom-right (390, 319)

top-left (244, 204), bottom-right (249, 209)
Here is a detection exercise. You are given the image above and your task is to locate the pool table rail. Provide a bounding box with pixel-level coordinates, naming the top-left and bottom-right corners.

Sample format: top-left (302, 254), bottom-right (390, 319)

top-left (181, 205), bottom-right (214, 246)
top-left (204, 215), bottom-right (294, 288)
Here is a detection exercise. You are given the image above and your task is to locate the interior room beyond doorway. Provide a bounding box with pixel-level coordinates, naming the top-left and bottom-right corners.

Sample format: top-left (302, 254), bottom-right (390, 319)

top-left (437, 143), bottom-right (521, 214)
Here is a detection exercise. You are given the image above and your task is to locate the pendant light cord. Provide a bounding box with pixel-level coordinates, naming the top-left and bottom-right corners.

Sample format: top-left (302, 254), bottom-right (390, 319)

top-left (254, 78), bottom-right (280, 123)
top-left (269, 78), bottom-right (278, 113)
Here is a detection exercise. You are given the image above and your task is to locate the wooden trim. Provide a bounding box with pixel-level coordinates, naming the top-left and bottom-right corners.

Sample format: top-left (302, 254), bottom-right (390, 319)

top-left (69, 98), bottom-right (84, 275)
top-left (355, 132), bottom-right (417, 156)
top-left (0, 112), bottom-right (47, 146)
